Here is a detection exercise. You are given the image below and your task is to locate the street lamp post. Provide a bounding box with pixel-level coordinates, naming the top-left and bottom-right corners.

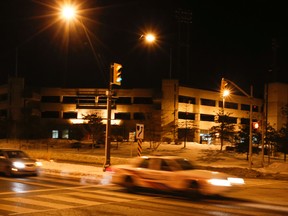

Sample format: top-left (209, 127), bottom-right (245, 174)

top-left (221, 78), bottom-right (254, 169)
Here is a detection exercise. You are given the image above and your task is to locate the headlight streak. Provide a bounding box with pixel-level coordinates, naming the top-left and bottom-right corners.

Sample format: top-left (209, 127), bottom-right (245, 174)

top-left (227, 177), bottom-right (245, 185)
top-left (35, 161), bottom-right (43, 167)
top-left (12, 162), bottom-right (25, 169)
top-left (207, 179), bottom-right (231, 187)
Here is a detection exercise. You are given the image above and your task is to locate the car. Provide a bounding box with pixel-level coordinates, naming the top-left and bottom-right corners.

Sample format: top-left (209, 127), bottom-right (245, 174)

top-left (110, 155), bottom-right (245, 196)
top-left (0, 149), bottom-right (42, 177)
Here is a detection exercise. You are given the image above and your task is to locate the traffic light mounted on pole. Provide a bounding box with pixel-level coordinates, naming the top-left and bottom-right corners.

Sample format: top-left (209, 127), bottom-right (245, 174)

top-left (112, 63), bottom-right (123, 85)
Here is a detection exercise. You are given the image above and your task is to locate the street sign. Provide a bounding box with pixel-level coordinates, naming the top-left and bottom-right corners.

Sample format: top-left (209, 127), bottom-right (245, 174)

top-left (129, 132), bottom-right (135, 142)
top-left (136, 124), bottom-right (144, 139)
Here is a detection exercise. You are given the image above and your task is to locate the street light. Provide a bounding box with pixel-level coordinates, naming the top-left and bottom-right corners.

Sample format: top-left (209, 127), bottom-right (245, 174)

top-left (144, 33), bottom-right (156, 43)
top-left (220, 78), bottom-right (254, 169)
top-left (60, 4), bottom-right (77, 21)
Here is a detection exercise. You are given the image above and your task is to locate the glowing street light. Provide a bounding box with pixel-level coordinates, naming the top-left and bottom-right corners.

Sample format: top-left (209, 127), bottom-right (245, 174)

top-left (223, 89), bottom-right (230, 98)
top-left (145, 33), bottom-right (156, 43)
top-left (60, 4), bottom-right (78, 21)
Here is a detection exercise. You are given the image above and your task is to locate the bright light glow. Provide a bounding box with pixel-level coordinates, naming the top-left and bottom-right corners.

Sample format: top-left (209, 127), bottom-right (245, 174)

top-left (70, 119), bottom-right (88, 124)
top-left (223, 89), bottom-right (230, 97)
top-left (61, 5), bottom-right (77, 21)
top-left (208, 179), bottom-right (231, 187)
top-left (145, 34), bottom-right (156, 43)
top-left (228, 177), bottom-right (245, 185)
top-left (13, 162), bottom-right (25, 169)
top-left (35, 161), bottom-right (43, 167)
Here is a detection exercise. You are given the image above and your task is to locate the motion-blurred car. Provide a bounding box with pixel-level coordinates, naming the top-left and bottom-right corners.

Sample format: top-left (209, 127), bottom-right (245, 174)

top-left (110, 155), bottom-right (244, 196)
top-left (0, 149), bottom-right (42, 177)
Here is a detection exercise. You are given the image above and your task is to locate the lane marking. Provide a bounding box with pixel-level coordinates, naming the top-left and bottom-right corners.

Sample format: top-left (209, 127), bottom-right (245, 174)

top-left (3, 197), bottom-right (72, 209)
top-left (0, 203), bottom-right (36, 214)
top-left (37, 194), bottom-right (103, 205)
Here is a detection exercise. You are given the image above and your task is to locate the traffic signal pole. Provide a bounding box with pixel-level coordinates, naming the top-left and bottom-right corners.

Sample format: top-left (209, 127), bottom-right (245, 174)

top-left (103, 64), bottom-right (113, 171)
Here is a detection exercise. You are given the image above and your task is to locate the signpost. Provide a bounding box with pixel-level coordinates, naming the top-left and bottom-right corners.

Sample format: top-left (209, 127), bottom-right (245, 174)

top-left (136, 124), bottom-right (144, 157)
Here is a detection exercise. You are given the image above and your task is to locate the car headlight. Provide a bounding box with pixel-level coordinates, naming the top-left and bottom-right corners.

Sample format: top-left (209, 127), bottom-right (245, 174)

top-left (35, 161), bottom-right (43, 167)
top-left (13, 162), bottom-right (25, 169)
top-left (207, 179), bottom-right (231, 187)
top-left (228, 177), bottom-right (245, 185)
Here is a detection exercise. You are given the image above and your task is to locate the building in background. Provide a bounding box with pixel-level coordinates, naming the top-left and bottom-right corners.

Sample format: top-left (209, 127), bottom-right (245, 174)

top-left (1, 77), bottom-right (285, 144)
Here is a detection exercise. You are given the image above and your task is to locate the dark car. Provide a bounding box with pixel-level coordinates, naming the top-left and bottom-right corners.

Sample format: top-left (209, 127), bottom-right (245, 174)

top-left (0, 149), bottom-right (42, 177)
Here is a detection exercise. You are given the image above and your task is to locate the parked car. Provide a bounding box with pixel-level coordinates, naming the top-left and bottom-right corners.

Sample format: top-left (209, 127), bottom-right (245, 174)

top-left (110, 155), bottom-right (244, 196)
top-left (0, 149), bottom-right (42, 177)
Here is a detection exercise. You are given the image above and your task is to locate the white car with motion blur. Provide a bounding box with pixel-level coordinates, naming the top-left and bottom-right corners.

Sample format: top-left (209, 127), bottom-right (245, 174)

top-left (0, 149), bottom-right (42, 177)
top-left (110, 155), bottom-right (245, 196)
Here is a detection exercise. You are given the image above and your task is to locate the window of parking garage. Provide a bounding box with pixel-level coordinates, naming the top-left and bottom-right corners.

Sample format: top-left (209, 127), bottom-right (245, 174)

top-left (178, 112), bottom-right (195, 120)
top-left (115, 112), bottom-right (131, 120)
top-left (133, 97), bottom-right (153, 104)
top-left (42, 111), bottom-right (60, 118)
top-left (219, 101), bottom-right (238, 109)
top-left (240, 118), bottom-right (249, 124)
top-left (200, 114), bottom-right (215, 122)
top-left (116, 97), bottom-right (132, 104)
top-left (225, 101), bottom-right (238, 109)
top-left (62, 96), bottom-right (77, 104)
top-left (227, 117), bottom-right (237, 124)
top-left (241, 104), bottom-right (250, 111)
top-left (133, 112), bottom-right (146, 120)
top-left (77, 97), bottom-right (95, 104)
top-left (200, 98), bottom-right (216, 107)
top-left (41, 96), bottom-right (60, 103)
top-left (178, 96), bottom-right (196, 104)
top-left (63, 112), bottom-right (77, 119)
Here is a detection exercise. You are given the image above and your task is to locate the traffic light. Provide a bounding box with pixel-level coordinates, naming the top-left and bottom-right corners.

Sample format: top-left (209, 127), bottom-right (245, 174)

top-left (252, 121), bottom-right (259, 130)
top-left (112, 63), bottom-right (123, 85)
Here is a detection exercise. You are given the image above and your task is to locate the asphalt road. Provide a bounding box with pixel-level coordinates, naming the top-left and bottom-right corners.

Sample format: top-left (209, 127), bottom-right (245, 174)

top-left (0, 174), bottom-right (288, 216)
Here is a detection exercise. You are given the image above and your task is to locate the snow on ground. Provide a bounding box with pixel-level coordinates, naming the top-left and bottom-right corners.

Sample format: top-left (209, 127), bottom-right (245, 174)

top-left (37, 142), bottom-right (288, 180)
top-left (1, 140), bottom-right (288, 178)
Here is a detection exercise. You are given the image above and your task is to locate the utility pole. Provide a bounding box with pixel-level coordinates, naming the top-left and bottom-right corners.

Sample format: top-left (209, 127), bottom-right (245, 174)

top-left (103, 63), bottom-right (122, 171)
top-left (103, 64), bottom-right (113, 171)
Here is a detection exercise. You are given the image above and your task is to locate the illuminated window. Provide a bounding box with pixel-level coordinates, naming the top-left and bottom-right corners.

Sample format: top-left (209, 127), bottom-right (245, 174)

top-left (52, 130), bottom-right (59, 138)
top-left (62, 129), bottom-right (69, 139)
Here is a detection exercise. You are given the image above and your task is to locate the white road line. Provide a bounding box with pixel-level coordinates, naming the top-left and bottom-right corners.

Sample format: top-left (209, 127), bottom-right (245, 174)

top-left (88, 189), bottom-right (147, 200)
top-left (3, 197), bottom-right (72, 209)
top-left (239, 202), bottom-right (288, 213)
top-left (0, 203), bottom-right (36, 214)
top-left (32, 176), bottom-right (86, 186)
top-left (37, 194), bottom-right (103, 205)
top-left (68, 191), bottom-right (131, 202)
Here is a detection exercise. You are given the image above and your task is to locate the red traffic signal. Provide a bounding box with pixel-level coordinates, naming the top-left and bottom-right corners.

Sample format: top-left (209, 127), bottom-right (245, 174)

top-left (252, 122), bottom-right (259, 129)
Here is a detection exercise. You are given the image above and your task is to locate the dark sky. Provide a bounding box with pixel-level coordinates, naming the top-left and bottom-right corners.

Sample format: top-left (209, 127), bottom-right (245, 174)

top-left (0, 0), bottom-right (287, 98)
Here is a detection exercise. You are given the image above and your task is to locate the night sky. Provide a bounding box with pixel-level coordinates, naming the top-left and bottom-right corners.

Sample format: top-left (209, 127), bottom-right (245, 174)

top-left (0, 0), bottom-right (287, 98)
